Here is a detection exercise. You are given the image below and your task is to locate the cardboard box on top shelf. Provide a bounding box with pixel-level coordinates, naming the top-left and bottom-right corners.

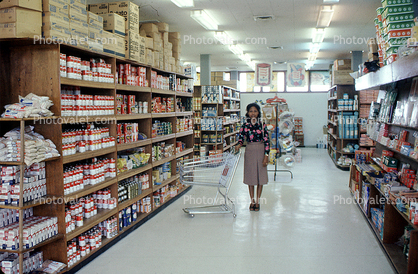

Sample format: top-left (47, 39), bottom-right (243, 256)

top-left (43, 4), bottom-right (68, 17)
top-left (0, 7), bottom-right (41, 24)
top-left (42, 27), bottom-right (71, 39)
top-left (145, 36), bottom-right (153, 49)
top-left (172, 51), bottom-right (180, 60)
top-left (69, 6), bottom-right (87, 23)
top-left (88, 11), bottom-right (103, 23)
top-left (88, 25), bottom-right (102, 40)
top-left (333, 59), bottom-right (351, 70)
top-left (140, 22), bottom-right (157, 34)
top-left (42, 20), bottom-right (70, 35)
top-left (165, 41), bottom-right (172, 51)
top-left (42, 11), bottom-right (70, 26)
top-left (0, 0), bottom-right (42, 11)
top-left (156, 22), bottom-right (168, 32)
top-left (139, 35), bottom-right (146, 64)
top-left (172, 42), bottom-right (181, 53)
top-left (108, 1), bottom-right (139, 33)
top-left (169, 56), bottom-right (175, 65)
top-left (153, 51), bottom-right (160, 68)
top-left (102, 30), bottom-right (115, 54)
top-left (146, 48), bottom-right (153, 66)
top-left (161, 31), bottom-right (168, 43)
top-left (168, 31), bottom-right (180, 40)
top-left (153, 39), bottom-right (162, 52)
top-left (103, 13), bottom-right (124, 37)
top-left (114, 32), bottom-right (125, 57)
top-left (70, 19), bottom-right (87, 33)
top-left (125, 30), bottom-right (140, 62)
top-left (88, 3), bottom-right (108, 14)
top-left (69, 0), bottom-right (86, 14)
top-left (163, 48), bottom-right (172, 57)
top-left (88, 38), bottom-right (103, 52)
top-left (43, 0), bottom-right (68, 10)
top-left (0, 19), bottom-right (41, 38)
top-left (71, 0), bottom-right (86, 5)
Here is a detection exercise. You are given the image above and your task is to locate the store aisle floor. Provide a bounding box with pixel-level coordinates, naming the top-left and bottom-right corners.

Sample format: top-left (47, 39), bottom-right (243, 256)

top-left (76, 148), bottom-right (394, 274)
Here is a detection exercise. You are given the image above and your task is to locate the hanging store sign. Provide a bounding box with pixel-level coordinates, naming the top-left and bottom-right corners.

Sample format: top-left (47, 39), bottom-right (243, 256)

top-left (256, 63), bottom-right (272, 86)
top-left (286, 63), bottom-right (306, 87)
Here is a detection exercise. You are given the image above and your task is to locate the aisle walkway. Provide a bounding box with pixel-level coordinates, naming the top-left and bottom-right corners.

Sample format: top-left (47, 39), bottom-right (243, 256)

top-left (76, 148), bottom-right (394, 274)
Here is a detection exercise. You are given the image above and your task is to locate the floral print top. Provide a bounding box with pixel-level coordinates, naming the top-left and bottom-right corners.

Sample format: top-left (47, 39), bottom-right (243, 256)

top-left (238, 122), bottom-right (270, 155)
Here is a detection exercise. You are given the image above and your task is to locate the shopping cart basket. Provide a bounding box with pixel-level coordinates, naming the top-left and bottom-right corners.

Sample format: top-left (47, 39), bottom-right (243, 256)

top-left (180, 151), bottom-right (241, 218)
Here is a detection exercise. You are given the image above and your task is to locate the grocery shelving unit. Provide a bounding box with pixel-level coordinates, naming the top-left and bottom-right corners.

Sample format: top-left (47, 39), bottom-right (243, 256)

top-left (193, 85), bottom-right (240, 157)
top-left (0, 39), bottom-right (194, 273)
top-left (350, 51), bottom-right (418, 274)
top-left (327, 85), bottom-right (358, 170)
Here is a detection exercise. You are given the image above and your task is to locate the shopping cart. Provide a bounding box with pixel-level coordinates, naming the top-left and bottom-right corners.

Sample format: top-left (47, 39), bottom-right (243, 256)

top-left (180, 151), bottom-right (241, 218)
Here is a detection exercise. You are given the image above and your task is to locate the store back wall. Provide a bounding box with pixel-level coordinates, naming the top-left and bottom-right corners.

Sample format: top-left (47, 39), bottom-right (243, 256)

top-left (240, 93), bottom-right (328, 147)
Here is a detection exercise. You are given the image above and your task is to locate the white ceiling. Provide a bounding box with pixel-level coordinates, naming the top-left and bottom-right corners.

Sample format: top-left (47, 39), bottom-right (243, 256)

top-left (87, 0), bottom-right (381, 71)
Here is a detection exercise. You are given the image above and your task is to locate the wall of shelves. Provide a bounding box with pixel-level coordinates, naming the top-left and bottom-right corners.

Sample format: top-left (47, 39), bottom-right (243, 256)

top-left (193, 86), bottom-right (240, 158)
top-left (350, 52), bottom-right (418, 274)
top-left (327, 85), bottom-right (358, 170)
top-left (0, 40), bottom-right (194, 273)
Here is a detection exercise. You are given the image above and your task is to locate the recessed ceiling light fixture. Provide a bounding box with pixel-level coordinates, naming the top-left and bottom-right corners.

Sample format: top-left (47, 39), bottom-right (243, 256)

top-left (190, 10), bottom-right (218, 30)
top-left (310, 43), bottom-right (321, 54)
top-left (253, 15), bottom-right (274, 21)
top-left (214, 31), bottom-right (234, 45)
top-left (229, 44), bottom-right (243, 56)
top-left (317, 5), bottom-right (334, 28)
top-left (171, 0), bottom-right (194, 7)
top-left (268, 46), bottom-right (283, 50)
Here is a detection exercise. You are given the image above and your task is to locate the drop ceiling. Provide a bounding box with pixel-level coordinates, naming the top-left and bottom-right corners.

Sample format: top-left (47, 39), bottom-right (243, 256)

top-left (87, 0), bottom-right (381, 71)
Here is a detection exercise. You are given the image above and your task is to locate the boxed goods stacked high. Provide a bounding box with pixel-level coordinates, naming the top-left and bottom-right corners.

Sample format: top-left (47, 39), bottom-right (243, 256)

top-left (367, 38), bottom-right (379, 62)
top-left (145, 35), bottom-right (154, 66)
top-left (87, 10), bottom-right (103, 53)
top-left (68, 0), bottom-right (89, 49)
top-left (102, 13), bottom-right (125, 57)
top-left (169, 31), bottom-right (182, 73)
top-left (375, 2), bottom-right (415, 66)
top-left (140, 23), bottom-right (162, 68)
top-left (331, 59), bottom-right (354, 85)
top-left (157, 22), bottom-right (174, 72)
top-left (0, 0), bottom-right (42, 38)
top-left (42, 0), bottom-right (70, 40)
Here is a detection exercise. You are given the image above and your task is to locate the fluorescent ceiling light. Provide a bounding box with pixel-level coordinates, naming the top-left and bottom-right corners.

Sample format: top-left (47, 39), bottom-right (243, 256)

top-left (323, 0), bottom-right (339, 3)
top-left (171, 0), bottom-right (194, 7)
top-left (228, 44), bottom-right (243, 56)
top-left (239, 53), bottom-right (251, 63)
top-left (190, 10), bottom-right (218, 30)
top-left (308, 53), bottom-right (317, 61)
top-left (310, 43), bottom-right (320, 54)
top-left (317, 5), bottom-right (334, 28)
top-left (313, 28), bottom-right (325, 43)
top-left (306, 60), bottom-right (315, 69)
top-left (247, 61), bottom-right (255, 71)
top-left (214, 31), bottom-right (234, 45)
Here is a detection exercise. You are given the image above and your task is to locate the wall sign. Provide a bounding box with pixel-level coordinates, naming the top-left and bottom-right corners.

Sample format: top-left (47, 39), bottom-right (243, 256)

top-left (256, 63), bottom-right (272, 86)
top-left (286, 63), bottom-right (306, 87)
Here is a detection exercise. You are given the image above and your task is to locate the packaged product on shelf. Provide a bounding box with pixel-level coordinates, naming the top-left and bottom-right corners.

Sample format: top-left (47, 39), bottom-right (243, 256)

top-left (2, 251), bottom-right (45, 274)
top-left (151, 120), bottom-right (173, 137)
top-left (118, 173), bottom-right (149, 203)
top-left (35, 259), bottom-right (66, 274)
top-left (117, 148), bottom-right (150, 174)
top-left (61, 85), bottom-right (115, 117)
top-left (152, 96), bottom-right (173, 113)
top-left (0, 126), bottom-right (59, 165)
top-left (1, 93), bottom-right (54, 118)
top-left (62, 54), bottom-right (114, 83)
top-left (140, 197), bottom-right (151, 213)
top-left (0, 216), bottom-right (58, 250)
top-left (152, 162), bottom-right (171, 186)
top-left (63, 158), bottom-right (116, 195)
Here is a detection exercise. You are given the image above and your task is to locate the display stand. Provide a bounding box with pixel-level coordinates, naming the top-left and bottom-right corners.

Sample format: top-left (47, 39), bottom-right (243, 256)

top-left (262, 100), bottom-right (293, 181)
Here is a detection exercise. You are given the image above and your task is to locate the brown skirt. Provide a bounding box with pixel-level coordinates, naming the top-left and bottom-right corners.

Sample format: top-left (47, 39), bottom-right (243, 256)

top-left (244, 142), bottom-right (268, 185)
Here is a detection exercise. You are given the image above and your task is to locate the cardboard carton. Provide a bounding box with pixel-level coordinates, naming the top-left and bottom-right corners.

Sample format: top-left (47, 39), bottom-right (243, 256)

top-left (125, 30), bottom-right (140, 62)
top-left (156, 22), bottom-right (168, 32)
top-left (108, 1), bottom-right (139, 32)
top-left (103, 13), bottom-right (124, 37)
top-left (140, 23), bottom-right (157, 34)
top-left (0, 21), bottom-right (41, 38)
top-left (0, 7), bottom-right (41, 24)
top-left (87, 11), bottom-right (102, 23)
top-left (0, 0), bottom-right (41, 11)
top-left (333, 59), bottom-right (351, 70)
top-left (88, 3), bottom-right (108, 14)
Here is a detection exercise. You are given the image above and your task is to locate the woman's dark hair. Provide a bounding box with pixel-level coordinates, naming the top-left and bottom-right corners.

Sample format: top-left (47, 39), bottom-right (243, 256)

top-left (245, 103), bottom-right (261, 118)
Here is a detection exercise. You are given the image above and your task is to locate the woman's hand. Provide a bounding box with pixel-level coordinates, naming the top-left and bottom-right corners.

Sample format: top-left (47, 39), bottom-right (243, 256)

top-left (262, 155), bottom-right (269, 167)
top-left (235, 144), bottom-right (242, 151)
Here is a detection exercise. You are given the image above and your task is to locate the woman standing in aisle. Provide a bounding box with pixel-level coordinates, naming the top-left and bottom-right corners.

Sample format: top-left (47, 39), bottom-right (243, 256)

top-left (235, 103), bottom-right (270, 212)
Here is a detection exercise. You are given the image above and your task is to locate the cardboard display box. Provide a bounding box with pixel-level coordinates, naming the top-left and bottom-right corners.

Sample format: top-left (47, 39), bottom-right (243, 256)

top-left (168, 31), bottom-right (180, 40)
top-left (43, 4), bottom-right (69, 17)
top-left (145, 36), bottom-right (153, 49)
top-left (103, 13), bottom-right (124, 37)
top-left (108, 1), bottom-right (139, 32)
top-left (88, 11), bottom-right (103, 23)
top-left (43, 0), bottom-right (68, 10)
top-left (0, 0), bottom-right (42, 11)
top-left (42, 11), bottom-right (69, 25)
top-left (139, 35), bottom-right (146, 64)
top-left (42, 28), bottom-right (71, 39)
top-left (156, 22), bottom-right (168, 32)
top-left (69, 6), bottom-right (87, 23)
top-left (146, 48), bottom-right (153, 66)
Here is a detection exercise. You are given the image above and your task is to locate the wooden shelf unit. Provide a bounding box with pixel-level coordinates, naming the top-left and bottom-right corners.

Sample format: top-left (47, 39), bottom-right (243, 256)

top-left (349, 52), bottom-right (418, 274)
top-left (0, 40), bottom-right (195, 273)
top-left (193, 85), bottom-right (241, 157)
top-left (326, 84), bottom-right (358, 171)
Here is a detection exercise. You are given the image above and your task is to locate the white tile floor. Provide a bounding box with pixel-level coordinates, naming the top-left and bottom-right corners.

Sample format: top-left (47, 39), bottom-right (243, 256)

top-left (76, 148), bottom-right (395, 274)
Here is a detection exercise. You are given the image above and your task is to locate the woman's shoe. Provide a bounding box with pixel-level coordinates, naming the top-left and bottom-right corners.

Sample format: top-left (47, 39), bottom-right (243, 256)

top-left (249, 204), bottom-right (255, 211)
top-left (254, 204), bottom-right (260, 211)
